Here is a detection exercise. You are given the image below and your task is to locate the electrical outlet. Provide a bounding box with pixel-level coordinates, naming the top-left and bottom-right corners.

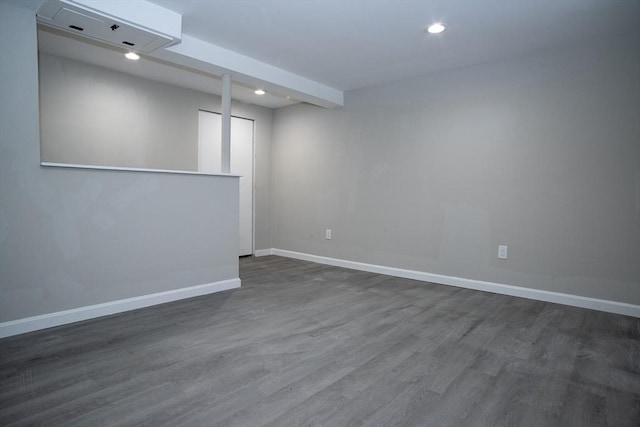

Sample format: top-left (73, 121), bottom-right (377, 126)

top-left (325, 229), bottom-right (332, 240)
top-left (498, 245), bottom-right (508, 260)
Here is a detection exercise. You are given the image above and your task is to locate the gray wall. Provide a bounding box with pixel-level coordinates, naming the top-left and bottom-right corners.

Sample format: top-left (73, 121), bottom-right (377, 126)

top-left (0, 2), bottom-right (239, 322)
top-left (39, 53), bottom-right (273, 172)
top-left (271, 35), bottom-right (640, 305)
top-left (39, 53), bottom-right (198, 171)
top-left (38, 52), bottom-right (274, 252)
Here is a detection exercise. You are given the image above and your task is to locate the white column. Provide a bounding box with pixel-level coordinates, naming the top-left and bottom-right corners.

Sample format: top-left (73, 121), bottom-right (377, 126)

top-left (221, 73), bottom-right (231, 174)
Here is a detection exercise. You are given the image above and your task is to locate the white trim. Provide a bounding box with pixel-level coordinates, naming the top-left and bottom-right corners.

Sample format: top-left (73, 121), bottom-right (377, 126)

top-left (41, 162), bottom-right (241, 177)
top-left (268, 249), bottom-right (640, 318)
top-left (0, 278), bottom-right (241, 338)
top-left (251, 119), bottom-right (256, 257)
top-left (254, 249), bottom-right (274, 257)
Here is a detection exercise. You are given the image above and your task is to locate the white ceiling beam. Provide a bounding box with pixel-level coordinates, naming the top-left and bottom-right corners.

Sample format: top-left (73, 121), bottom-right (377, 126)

top-left (153, 34), bottom-right (344, 108)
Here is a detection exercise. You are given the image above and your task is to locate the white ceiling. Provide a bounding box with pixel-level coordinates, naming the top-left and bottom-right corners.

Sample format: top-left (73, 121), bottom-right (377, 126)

top-left (36, 0), bottom-right (640, 109)
top-left (148, 0), bottom-right (640, 91)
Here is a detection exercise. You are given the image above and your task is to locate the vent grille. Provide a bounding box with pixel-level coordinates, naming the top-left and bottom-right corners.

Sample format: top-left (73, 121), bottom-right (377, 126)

top-left (37, 0), bottom-right (178, 53)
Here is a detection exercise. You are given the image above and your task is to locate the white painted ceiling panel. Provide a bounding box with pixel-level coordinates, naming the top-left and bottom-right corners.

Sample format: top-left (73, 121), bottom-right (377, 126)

top-left (148, 0), bottom-right (640, 91)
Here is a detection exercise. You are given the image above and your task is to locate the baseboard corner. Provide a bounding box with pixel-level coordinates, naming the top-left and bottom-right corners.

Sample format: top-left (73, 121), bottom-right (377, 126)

top-left (254, 248), bottom-right (274, 257)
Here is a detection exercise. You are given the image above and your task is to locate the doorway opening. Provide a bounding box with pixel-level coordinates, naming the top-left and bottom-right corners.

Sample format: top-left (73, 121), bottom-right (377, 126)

top-left (197, 110), bottom-right (254, 256)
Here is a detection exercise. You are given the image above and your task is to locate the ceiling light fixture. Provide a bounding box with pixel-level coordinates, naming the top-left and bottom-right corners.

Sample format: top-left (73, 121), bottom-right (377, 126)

top-left (124, 51), bottom-right (140, 60)
top-left (254, 89), bottom-right (266, 95)
top-left (427, 22), bottom-right (446, 34)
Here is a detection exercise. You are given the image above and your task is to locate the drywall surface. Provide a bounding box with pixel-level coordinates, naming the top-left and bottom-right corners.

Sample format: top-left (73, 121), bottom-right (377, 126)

top-left (39, 53), bottom-right (272, 171)
top-left (0, 2), bottom-right (239, 322)
top-left (39, 53), bottom-right (197, 170)
top-left (38, 53), bottom-right (274, 251)
top-left (271, 35), bottom-right (640, 305)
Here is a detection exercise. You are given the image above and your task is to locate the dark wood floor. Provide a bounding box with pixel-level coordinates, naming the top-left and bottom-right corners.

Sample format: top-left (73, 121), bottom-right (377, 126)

top-left (1, 255), bottom-right (638, 426)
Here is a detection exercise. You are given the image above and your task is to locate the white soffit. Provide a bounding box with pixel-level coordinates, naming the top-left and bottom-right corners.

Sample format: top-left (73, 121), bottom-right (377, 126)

top-left (154, 34), bottom-right (344, 108)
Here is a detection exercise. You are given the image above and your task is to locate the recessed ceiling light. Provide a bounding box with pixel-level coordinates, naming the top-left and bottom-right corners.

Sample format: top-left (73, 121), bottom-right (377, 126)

top-left (427, 22), bottom-right (446, 34)
top-left (254, 89), bottom-right (266, 95)
top-left (124, 52), bottom-right (140, 60)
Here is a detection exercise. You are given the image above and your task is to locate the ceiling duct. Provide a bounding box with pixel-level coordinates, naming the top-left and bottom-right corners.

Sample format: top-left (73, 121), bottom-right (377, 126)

top-left (36, 0), bottom-right (181, 54)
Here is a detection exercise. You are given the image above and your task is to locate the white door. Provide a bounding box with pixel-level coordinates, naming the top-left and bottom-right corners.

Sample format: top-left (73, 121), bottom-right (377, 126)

top-left (198, 110), bottom-right (254, 256)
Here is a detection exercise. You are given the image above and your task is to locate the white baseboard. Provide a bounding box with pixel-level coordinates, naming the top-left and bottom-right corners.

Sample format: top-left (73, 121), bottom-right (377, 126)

top-left (0, 278), bottom-right (241, 339)
top-left (263, 248), bottom-right (639, 318)
top-left (254, 249), bottom-right (274, 257)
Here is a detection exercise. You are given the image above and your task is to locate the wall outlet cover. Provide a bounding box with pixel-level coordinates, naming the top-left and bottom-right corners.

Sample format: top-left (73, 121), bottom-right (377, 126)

top-left (498, 245), bottom-right (508, 259)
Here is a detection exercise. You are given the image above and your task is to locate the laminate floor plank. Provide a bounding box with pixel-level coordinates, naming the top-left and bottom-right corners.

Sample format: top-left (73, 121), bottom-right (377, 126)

top-left (1, 255), bottom-right (638, 426)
